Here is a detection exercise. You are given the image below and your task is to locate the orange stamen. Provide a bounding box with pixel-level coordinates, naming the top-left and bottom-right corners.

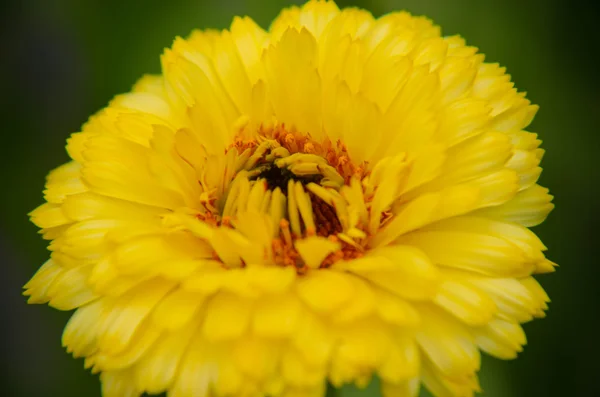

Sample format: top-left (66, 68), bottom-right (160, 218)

top-left (206, 124), bottom-right (374, 273)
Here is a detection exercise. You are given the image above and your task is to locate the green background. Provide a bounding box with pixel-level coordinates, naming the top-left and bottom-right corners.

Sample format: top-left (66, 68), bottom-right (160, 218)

top-left (1, 0), bottom-right (598, 396)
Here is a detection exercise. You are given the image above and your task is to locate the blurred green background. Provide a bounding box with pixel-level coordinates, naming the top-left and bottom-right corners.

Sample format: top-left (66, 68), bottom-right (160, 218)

top-left (1, 0), bottom-right (598, 396)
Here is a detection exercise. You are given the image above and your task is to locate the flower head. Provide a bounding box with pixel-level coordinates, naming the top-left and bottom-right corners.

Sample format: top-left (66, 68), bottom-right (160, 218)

top-left (25, 1), bottom-right (555, 396)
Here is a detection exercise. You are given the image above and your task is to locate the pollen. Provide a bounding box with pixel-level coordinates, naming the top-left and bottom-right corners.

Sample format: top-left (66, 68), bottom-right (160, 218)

top-left (310, 194), bottom-right (342, 237)
top-left (218, 127), bottom-right (368, 272)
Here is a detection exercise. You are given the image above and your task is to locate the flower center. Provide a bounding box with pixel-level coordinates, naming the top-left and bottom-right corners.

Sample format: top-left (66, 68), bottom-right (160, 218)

top-left (202, 126), bottom-right (372, 272)
top-left (251, 164), bottom-right (323, 194)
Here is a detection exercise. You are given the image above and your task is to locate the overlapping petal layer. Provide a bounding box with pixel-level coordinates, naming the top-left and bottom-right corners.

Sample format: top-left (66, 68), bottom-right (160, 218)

top-left (25, 1), bottom-right (554, 396)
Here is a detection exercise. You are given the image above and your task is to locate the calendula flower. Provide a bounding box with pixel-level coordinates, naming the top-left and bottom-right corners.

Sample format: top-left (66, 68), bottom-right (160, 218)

top-left (24, 1), bottom-right (555, 396)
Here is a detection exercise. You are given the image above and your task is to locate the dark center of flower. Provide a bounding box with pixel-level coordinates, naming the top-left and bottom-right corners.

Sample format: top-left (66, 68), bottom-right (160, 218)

top-left (252, 164), bottom-right (323, 194)
top-left (201, 126), bottom-right (373, 272)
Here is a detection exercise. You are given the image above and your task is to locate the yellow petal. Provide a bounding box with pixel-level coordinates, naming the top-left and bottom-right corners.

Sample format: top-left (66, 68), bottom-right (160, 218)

top-left (95, 279), bottom-right (173, 355)
top-left (212, 353), bottom-right (244, 396)
top-left (401, 229), bottom-right (534, 277)
top-left (330, 318), bottom-right (391, 385)
top-left (416, 306), bottom-right (480, 378)
top-left (43, 161), bottom-right (87, 204)
top-left (330, 276), bottom-right (376, 324)
top-left (296, 0), bottom-right (340, 39)
top-left (30, 203), bottom-right (71, 229)
top-left (151, 288), bottom-right (205, 330)
top-left (374, 184), bottom-right (480, 247)
top-left (506, 148), bottom-right (543, 190)
top-left (101, 369), bottom-right (140, 397)
top-left (474, 318), bottom-right (526, 360)
top-left (374, 289), bottom-right (420, 326)
top-left (424, 215), bottom-right (547, 264)
top-left (46, 265), bottom-right (98, 310)
top-left (169, 334), bottom-right (218, 397)
top-left (92, 321), bottom-right (162, 371)
top-left (233, 336), bottom-right (279, 381)
top-left (229, 16), bottom-right (267, 84)
top-left (465, 168), bottom-right (519, 208)
top-left (202, 291), bottom-right (252, 341)
top-left (134, 318), bottom-right (200, 394)
top-left (378, 335), bottom-right (420, 383)
top-left (282, 349), bottom-right (326, 387)
top-left (62, 299), bottom-right (104, 357)
top-left (253, 292), bottom-right (302, 337)
top-left (431, 131), bottom-right (513, 188)
top-left (361, 47), bottom-right (411, 112)
top-left (433, 279), bottom-right (497, 326)
top-left (475, 183), bottom-right (554, 227)
top-left (295, 236), bottom-right (341, 269)
top-left (246, 265), bottom-right (297, 294)
top-left (82, 161), bottom-right (185, 210)
top-left (438, 55), bottom-right (478, 105)
top-left (113, 233), bottom-right (211, 276)
top-left (422, 362), bottom-right (481, 397)
top-left (23, 259), bottom-right (63, 304)
top-left (339, 246), bottom-right (440, 301)
top-left (383, 65), bottom-right (439, 155)
top-left (291, 311), bottom-right (334, 367)
top-left (492, 102), bottom-right (538, 132)
top-left (437, 97), bottom-right (491, 146)
top-left (381, 378), bottom-right (421, 397)
top-left (264, 28), bottom-right (322, 138)
top-left (296, 269), bottom-right (355, 312)
top-left (468, 276), bottom-right (548, 322)
top-left (62, 192), bottom-right (164, 222)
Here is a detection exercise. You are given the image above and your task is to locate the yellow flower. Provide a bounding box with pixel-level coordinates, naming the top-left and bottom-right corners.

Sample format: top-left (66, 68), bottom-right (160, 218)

top-left (24, 1), bottom-right (555, 396)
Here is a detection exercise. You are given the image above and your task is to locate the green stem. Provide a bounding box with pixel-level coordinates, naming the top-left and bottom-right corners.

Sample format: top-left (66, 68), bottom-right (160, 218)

top-left (326, 382), bottom-right (341, 397)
